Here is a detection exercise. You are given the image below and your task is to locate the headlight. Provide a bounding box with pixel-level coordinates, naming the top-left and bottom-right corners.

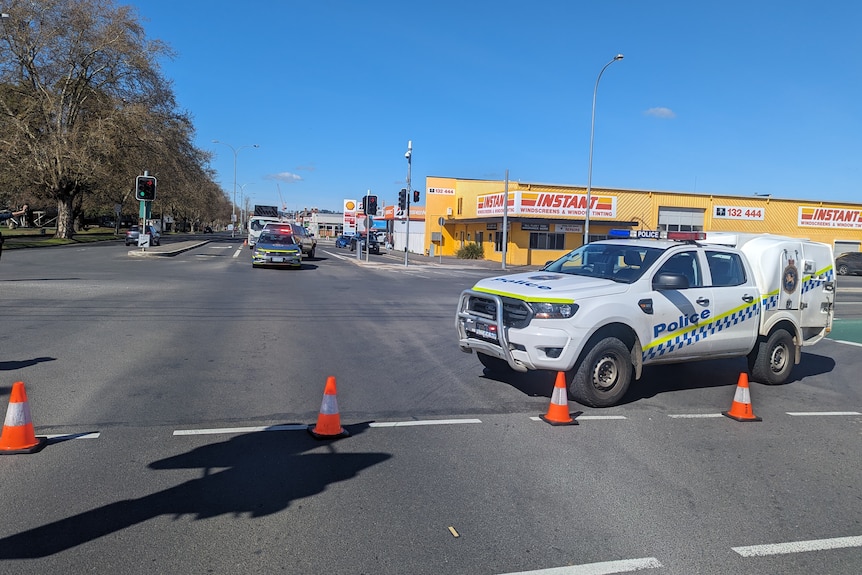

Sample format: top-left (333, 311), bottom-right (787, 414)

top-left (531, 302), bottom-right (578, 319)
top-left (253, 249), bottom-right (264, 257)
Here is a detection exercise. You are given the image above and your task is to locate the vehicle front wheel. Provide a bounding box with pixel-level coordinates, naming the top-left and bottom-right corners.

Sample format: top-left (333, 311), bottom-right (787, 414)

top-left (749, 328), bottom-right (794, 385)
top-left (477, 353), bottom-right (512, 374)
top-left (837, 264), bottom-right (849, 276)
top-left (568, 337), bottom-right (633, 407)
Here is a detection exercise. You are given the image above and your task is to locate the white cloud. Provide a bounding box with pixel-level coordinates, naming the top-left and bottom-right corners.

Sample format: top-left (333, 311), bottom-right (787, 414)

top-left (644, 107), bottom-right (676, 119)
top-left (266, 172), bottom-right (303, 183)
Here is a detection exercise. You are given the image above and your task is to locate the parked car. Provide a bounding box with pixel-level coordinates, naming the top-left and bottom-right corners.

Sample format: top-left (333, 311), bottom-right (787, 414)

top-left (125, 225), bottom-right (161, 246)
top-left (335, 234), bottom-right (352, 248)
top-left (252, 230), bottom-right (302, 268)
top-left (349, 233), bottom-right (380, 254)
top-left (835, 252), bottom-right (862, 276)
top-left (203, 225), bottom-right (213, 234)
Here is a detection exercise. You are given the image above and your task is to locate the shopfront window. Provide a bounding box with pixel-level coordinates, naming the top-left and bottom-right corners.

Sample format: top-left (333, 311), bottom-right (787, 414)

top-left (529, 232), bottom-right (565, 250)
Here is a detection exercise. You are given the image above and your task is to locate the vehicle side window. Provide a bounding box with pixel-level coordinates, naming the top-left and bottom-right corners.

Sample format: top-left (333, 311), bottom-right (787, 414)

top-left (657, 251), bottom-right (702, 287)
top-left (706, 251), bottom-right (746, 287)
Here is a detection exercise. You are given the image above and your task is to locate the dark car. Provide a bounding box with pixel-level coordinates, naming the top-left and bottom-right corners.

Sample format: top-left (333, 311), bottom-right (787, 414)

top-left (125, 225), bottom-right (161, 246)
top-left (835, 252), bottom-right (862, 276)
top-left (349, 233), bottom-right (380, 254)
top-left (335, 234), bottom-right (351, 248)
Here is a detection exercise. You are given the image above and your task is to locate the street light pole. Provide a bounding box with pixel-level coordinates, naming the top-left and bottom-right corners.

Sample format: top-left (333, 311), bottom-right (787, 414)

top-left (212, 140), bottom-right (259, 237)
top-left (584, 54), bottom-right (623, 246)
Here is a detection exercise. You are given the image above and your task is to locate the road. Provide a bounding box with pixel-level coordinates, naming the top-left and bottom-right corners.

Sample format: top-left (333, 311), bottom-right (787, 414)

top-left (0, 237), bottom-right (860, 575)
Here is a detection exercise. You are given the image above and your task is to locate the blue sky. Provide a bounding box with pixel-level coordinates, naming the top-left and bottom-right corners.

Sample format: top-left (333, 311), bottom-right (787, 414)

top-left (130, 0), bottom-right (861, 212)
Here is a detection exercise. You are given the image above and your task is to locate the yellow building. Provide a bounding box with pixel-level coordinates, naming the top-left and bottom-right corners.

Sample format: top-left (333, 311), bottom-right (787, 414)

top-left (423, 176), bottom-right (862, 266)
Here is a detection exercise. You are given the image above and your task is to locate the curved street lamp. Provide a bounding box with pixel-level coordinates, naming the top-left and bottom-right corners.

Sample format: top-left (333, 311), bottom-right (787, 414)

top-left (584, 54), bottom-right (623, 246)
top-left (212, 140), bottom-right (260, 237)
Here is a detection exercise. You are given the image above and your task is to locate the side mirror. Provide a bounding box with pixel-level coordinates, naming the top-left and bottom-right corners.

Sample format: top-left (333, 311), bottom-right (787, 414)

top-left (653, 273), bottom-right (689, 290)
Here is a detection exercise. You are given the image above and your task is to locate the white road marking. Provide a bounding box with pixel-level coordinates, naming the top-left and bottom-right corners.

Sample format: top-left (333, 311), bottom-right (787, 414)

top-left (232, 247), bottom-right (243, 258)
top-left (369, 419), bottom-right (482, 427)
top-left (498, 556), bottom-right (662, 575)
top-left (667, 413), bottom-right (725, 418)
top-left (733, 535), bottom-right (862, 557)
top-left (529, 415), bottom-right (627, 421)
top-left (44, 432), bottom-right (101, 440)
top-left (786, 411), bottom-right (861, 416)
top-left (174, 424), bottom-right (307, 436)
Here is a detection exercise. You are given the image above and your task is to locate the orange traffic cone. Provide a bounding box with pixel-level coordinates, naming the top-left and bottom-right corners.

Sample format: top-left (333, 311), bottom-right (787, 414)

top-left (722, 373), bottom-right (762, 422)
top-left (540, 372), bottom-right (581, 426)
top-left (0, 382), bottom-right (47, 454)
top-left (308, 376), bottom-right (349, 439)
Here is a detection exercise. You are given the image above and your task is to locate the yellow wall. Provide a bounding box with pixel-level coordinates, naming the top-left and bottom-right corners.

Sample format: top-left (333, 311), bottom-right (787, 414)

top-left (424, 176), bottom-right (862, 266)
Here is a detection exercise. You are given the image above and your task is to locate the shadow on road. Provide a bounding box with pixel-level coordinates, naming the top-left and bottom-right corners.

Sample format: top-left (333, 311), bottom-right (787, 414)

top-left (0, 423), bottom-right (389, 558)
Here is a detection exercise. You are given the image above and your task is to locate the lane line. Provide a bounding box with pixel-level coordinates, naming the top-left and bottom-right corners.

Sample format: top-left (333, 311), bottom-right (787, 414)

top-left (498, 557), bottom-right (662, 575)
top-left (44, 432), bottom-right (101, 440)
top-left (667, 413), bottom-right (724, 419)
top-left (529, 415), bottom-right (627, 421)
top-left (369, 419), bottom-right (482, 427)
top-left (733, 535), bottom-right (862, 557)
top-left (786, 411), bottom-right (861, 416)
top-left (232, 247), bottom-right (243, 258)
top-left (174, 424), bottom-right (307, 436)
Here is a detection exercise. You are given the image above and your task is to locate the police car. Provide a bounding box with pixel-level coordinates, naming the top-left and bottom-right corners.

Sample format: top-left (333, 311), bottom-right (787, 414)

top-left (251, 226), bottom-right (302, 269)
top-left (456, 230), bottom-right (835, 407)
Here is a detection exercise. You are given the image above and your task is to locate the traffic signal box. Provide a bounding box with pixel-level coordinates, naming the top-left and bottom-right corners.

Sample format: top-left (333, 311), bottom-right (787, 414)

top-left (136, 176), bottom-right (157, 201)
top-left (366, 195), bottom-right (378, 215)
top-left (398, 188), bottom-right (407, 211)
top-left (412, 190), bottom-right (420, 203)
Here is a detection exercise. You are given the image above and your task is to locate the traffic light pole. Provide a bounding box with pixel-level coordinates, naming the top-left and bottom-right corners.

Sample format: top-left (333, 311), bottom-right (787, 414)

top-left (404, 141), bottom-right (412, 267)
top-left (138, 170), bottom-right (153, 249)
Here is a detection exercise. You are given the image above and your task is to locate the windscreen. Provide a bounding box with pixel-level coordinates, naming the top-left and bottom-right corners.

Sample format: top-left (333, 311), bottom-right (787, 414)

top-left (543, 243), bottom-right (664, 283)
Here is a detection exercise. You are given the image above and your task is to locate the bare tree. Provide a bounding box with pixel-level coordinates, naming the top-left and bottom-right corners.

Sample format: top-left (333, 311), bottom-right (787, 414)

top-left (0, 0), bottom-right (211, 238)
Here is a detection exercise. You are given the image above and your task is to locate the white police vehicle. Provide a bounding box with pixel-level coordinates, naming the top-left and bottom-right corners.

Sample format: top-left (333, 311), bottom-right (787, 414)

top-left (456, 230), bottom-right (835, 407)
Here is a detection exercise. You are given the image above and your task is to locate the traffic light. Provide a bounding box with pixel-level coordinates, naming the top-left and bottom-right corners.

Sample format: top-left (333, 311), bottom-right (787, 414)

top-left (366, 195), bottom-right (378, 215)
top-left (412, 190), bottom-right (420, 203)
top-left (398, 188), bottom-right (407, 211)
top-left (135, 175), bottom-right (157, 201)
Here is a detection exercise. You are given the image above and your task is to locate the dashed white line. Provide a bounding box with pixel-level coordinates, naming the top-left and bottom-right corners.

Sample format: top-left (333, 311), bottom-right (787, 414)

top-left (370, 418), bottom-right (482, 427)
top-left (667, 413), bottom-right (724, 419)
top-left (733, 535), bottom-right (862, 557)
top-left (786, 411), bottom-right (861, 416)
top-left (498, 556), bottom-right (662, 575)
top-left (43, 432), bottom-right (101, 440)
top-left (529, 415), bottom-right (627, 421)
top-left (174, 424), bottom-right (307, 436)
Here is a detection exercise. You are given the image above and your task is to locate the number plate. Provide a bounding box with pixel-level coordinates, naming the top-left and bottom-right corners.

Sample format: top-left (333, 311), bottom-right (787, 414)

top-left (271, 257), bottom-right (284, 263)
top-left (466, 320), bottom-right (497, 341)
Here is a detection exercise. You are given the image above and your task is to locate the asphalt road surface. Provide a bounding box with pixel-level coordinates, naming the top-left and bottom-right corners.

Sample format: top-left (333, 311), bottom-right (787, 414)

top-left (0, 237), bottom-right (860, 575)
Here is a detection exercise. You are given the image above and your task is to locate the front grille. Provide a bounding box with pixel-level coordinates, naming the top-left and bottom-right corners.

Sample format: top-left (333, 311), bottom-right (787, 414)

top-left (467, 295), bottom-right (532, 328)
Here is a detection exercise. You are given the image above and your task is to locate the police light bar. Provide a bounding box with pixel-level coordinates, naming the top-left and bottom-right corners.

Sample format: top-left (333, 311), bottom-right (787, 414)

top-left (608, 229), bottom-right (706, 241)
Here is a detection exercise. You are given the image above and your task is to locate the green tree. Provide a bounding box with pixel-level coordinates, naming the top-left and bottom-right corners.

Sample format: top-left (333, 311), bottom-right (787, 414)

top-left (0, 0), bottom-right (219, 238)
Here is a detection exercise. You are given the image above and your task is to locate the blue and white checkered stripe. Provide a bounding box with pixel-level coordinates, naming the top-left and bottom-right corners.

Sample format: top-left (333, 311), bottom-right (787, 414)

top-left (643, 302), bottom-right (760, 361)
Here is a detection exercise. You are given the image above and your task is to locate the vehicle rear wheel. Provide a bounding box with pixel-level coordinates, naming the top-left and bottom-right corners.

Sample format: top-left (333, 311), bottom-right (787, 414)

top-left (749, 328), bottom-right (794, 385)
top-left (477, 353), bottom-right (512, 374)
top-left (568, 337), bottom-right (632, 407)
top-left (308, 247), bottom-right (315, 259)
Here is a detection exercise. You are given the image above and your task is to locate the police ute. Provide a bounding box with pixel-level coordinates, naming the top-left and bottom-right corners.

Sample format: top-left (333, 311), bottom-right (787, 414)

top-left (456, 230), bottom-right (835, 407)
